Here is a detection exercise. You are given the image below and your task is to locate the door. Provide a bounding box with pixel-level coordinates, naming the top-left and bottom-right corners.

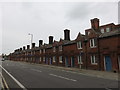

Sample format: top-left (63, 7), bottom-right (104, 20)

top-left (50, 58), bottom-right (52, 65)
top-left (105, 56), bottom-right (112, 71)
top-left (71, 57), bottom-right (75, 67)
top-left (65, 57), bottom-right (69, 67)
top-left (46, 57), bottom-right (48, 64)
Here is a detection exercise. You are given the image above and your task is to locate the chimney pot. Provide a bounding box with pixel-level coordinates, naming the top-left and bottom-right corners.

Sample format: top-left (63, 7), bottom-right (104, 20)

top-left (64, 29), bottom-right (70, 40)
top-left (39, 40), bottom-right (43, 47)
top-left (27, 45), bottom-right (30, 49)
top-left (23, 46), bottom-right (25, 50)
top-left (20, 48), bottom-right (22, 51)
top-left (49, 36), bottom-right (53, 44)
top-left (32, 43), bottom-right (35, 48)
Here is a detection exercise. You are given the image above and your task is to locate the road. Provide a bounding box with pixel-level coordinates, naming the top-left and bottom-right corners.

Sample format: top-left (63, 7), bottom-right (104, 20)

top-left (1, 60), bottom-right (119, 89)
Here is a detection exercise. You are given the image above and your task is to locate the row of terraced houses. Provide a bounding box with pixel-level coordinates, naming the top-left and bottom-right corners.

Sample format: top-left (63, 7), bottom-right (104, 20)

top-left (8, 18), bottom-right (120, 72)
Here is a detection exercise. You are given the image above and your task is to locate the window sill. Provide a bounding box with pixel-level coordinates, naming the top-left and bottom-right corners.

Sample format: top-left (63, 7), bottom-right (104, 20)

top-left (78, 63), bottom-right (83, 64)
top-left (90, 46), bottom-right (97, 48)
top-left (78, 48), bottom-right (82, 49)
top-left (91, 63), bottom-right (98, 65)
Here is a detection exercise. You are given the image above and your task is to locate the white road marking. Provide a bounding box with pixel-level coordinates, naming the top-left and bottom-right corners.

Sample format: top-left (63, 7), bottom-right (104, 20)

top-left (0, 65), bottom-right (27, 90)
top-left (30, 69), bottom-right (42, 72)
top-left (105, 88), bottom-right (112, 90)
top-left (49, 73), bottom-right (77, 82)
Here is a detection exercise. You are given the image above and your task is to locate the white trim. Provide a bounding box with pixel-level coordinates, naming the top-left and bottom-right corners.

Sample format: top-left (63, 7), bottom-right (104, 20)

top-left (104, 56), bottom-right (106, 71)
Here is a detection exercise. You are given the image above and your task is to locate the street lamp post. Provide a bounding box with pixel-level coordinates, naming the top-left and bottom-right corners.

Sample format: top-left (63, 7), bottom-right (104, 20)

top-left (28, 33), bottom-right (33, 48)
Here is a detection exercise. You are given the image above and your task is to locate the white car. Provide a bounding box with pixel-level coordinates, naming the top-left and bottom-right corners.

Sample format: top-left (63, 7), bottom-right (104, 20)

top-left (2, 58), bottom-right (5, 61)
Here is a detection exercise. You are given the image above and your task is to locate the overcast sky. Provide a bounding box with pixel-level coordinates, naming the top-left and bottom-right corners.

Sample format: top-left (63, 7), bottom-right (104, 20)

top-left (0, 0), bottom-right (119, 55)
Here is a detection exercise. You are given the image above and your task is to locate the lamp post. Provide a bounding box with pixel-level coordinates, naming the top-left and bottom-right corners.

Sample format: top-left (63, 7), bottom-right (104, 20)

top-left (28, 33), bottom-right (33, 48)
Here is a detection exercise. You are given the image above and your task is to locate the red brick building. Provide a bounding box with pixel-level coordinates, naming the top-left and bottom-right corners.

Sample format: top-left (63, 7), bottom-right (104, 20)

top-left (8, 18), bottom-right (120, 72)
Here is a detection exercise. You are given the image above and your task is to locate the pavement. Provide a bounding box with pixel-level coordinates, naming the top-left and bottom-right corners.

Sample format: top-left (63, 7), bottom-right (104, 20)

top-left (1, 60), bottom-right (119, 89)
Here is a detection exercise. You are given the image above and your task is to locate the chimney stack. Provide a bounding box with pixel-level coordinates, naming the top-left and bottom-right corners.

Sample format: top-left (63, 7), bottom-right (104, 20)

top-left (91, 18), bottom-right (99, 30)
top-left (27, 45), bottom-right (30, 49)
top-left (39, 40), bottom-right (43, 47)
top-left (20, 48), bottom-right (22, 51)
top-left (23, 46), bottom-right (25, 50)
top-left (49, 36), bottom-right (53, 44)
top-left (32, 43), bottom-right (35, 48)
top-left (64, 29), bottom-right (70, 40)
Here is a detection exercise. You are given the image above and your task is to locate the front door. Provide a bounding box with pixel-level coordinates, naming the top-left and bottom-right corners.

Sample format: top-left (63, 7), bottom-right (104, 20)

top-left (46, 58), bottom-right (48, 64)
top-left (65, 57), bottom-right (69, 67)
top-left (105, 56), bottom-right (112, 71)
top-left (71, 57), bottom-right (75, 67)
top-left (50, 58), bottom-right (52, 65)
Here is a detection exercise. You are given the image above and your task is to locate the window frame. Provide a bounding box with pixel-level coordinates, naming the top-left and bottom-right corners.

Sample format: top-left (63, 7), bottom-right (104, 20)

top-left (39, 49), bottom-right (42, 54)
top-left (59, 45), bottom-right (62, 51)
top-left (91, 55), bottom-right (97, 65)
top-left (53, 56), bottom-right (56, 62)
top-left (101, 28), bottom-right (104, 33)
top-left (43, 49), bottom-right (46, 53)
top-left (106, 27), bottom-right (110, 32)
top-left (59, 56), bottom-right (63, 63)
top-left (90, 38), bottom-right (97, 48)
top-left (77, 41), bottom-right (82, 49)
top-left (53, 47), bottom-right (56, 52)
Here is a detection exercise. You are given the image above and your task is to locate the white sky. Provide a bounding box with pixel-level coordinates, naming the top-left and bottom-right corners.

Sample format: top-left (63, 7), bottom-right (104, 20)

top-left (0, 0), bottom-right (119, 55)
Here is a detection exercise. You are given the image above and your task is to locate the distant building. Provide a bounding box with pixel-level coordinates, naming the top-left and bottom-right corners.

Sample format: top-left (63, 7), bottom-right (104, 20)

top-left (8, 18), bottom-right (120, 72)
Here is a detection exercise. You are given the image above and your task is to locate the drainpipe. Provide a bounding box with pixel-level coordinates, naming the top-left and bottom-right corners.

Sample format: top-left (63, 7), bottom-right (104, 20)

top-left (84, 39), bottom-right (88, 69)
top-left (97, 37), bottom-right (101, 71)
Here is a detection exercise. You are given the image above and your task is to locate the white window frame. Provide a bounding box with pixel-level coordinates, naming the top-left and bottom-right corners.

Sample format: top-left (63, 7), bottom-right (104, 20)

top-left (77, 41), bottom-right (82, 49)
top-left (59, 45), bottom-right (62, 51)
top-left (40, 50), bottom-right (42, 54)
top-left (43, 49), bottom-right (45, 53)
top-left (53, 47), bottom-right (56, 52)
top-left (39, 57), bottom-right (41, 62)
top-left (59, 56), bottom-right (63, 63)
top-left (53, 56), bottom-right (56, 62)
top-left (43, 57), bottom-right (45, 62)
top-left (78, 55), bottom-right (83, 64)
top-left (90, 38), bottom-right (96, 48)
top-left (106, 27), bottom-right (110, 32)
top-left (88, 31), bottom-right (90, 35)
top-left (91, 55), bottom-right (97, 65)
top-left (101, 28), bottom-right (104, 33)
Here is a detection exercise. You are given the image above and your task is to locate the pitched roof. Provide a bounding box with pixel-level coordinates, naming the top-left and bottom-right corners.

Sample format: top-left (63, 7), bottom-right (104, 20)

top-left (99, 29), bottom-right (120, 38)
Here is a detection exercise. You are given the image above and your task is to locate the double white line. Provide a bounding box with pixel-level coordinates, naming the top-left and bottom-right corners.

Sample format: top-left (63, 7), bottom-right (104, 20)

top-left (0, 65), bottom-right (27, 90)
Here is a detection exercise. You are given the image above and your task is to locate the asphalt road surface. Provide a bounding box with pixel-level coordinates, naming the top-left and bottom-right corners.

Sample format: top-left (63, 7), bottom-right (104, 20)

top-left (1, 60), bottom-right (119, 89)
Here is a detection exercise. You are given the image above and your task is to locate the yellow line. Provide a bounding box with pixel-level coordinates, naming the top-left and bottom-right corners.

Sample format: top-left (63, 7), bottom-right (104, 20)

top-left (0, 72), bottom-right (9, 90)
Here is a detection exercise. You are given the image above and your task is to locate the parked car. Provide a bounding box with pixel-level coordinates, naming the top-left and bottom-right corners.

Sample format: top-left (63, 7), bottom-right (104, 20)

top-left (2, 58), bottom-right (5, 61)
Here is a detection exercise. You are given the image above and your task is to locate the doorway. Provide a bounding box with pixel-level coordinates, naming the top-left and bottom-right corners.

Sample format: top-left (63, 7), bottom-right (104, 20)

top-left (104, 56), bottom-right (112, 71)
